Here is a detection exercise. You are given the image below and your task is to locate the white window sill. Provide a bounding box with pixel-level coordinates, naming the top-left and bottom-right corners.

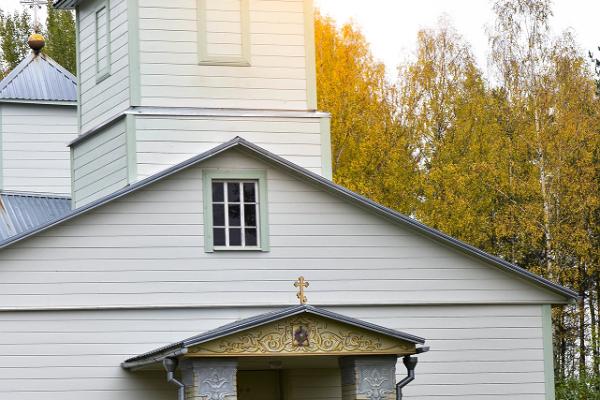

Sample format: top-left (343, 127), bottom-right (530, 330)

top-left (213, 246), bottom-right (263, 252)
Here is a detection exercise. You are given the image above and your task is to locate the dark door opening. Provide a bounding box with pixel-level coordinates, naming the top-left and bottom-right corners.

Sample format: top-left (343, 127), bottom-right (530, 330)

top-left (237, 370), bottom-right (281, 400)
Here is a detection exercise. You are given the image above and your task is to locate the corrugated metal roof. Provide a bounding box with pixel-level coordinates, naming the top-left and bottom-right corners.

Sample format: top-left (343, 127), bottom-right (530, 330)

top-left (53, 0), bottom-right (79, 9)
top-left (0, 137), bottom-right (578, 301)
top-left (0, 52), bottom-right (77, 102)
top-left (121, 304), bottom-right (427, 369)
top-left (0, 192), bottom-right (71, 240)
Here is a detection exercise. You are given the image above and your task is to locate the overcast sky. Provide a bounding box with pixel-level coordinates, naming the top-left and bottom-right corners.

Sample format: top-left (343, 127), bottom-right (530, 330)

top-left (315, 0), bottom-right (600, 79)
top-left (3, 0), bottom-right (599, 77)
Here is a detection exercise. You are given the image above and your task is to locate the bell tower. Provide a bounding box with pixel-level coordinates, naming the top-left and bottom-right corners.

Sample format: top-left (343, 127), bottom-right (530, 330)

top-left (54, 0), bottom-right (331, 208)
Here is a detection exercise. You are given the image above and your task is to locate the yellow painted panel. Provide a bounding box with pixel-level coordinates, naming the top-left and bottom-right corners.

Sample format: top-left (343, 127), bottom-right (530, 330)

top-left (187, 314), bottom-right (415, 357)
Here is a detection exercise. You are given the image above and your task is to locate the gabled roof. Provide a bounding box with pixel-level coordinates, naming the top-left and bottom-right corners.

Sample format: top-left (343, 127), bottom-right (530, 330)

top-left (121, 304), bottom-right (426, 369)
top-left (0, 52), bottom-right (77, 103)
top-left (0, 192), bottom-right (71, 241)
top-left (0, 137), bottom-right (578, 300)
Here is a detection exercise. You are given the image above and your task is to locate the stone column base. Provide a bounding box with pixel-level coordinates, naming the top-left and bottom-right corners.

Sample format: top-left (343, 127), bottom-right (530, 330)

top-left (340, 356), bottom-right (398, 400)
top-left (181, 358), bottom-right (238, 400)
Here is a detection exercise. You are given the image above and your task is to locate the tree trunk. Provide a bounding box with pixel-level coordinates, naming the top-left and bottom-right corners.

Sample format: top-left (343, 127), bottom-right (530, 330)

top-left (533, 108), bottom-right (553, 275)
top-left (578, 288), bottom-right (587, 395)
top-left (558, 308), bottom-right (566, 381)
top-left (591, 282), bottom-right (599, 379)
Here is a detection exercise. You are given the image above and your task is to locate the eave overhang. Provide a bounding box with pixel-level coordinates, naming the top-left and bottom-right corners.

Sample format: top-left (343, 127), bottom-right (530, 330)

top-left (53, 0), bottom-right (79, 9)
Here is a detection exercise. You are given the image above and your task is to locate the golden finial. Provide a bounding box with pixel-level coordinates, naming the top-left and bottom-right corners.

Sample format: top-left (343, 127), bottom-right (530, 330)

top-left (294, 276), bottom-right (309, 305)
top-left (27, 32), bottom-right (45, 53)
top-left (21, 0), bottom-right (45, 53)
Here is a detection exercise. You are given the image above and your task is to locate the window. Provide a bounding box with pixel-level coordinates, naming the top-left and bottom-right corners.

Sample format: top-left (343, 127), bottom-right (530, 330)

top-left (95, 3), bottom-right (110, 81)
top-left (203, 170), bottom-right (269, 252)
top-left (197, 0), bottom-right (250, 66)
top-left (212, 181), bottom-right (259, 248)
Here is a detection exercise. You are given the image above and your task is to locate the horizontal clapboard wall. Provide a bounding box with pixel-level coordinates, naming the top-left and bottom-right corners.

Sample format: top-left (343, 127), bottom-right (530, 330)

top-left (0, 104), bottom-right (77, 194)
top-left (0, 148), bottom-right (563, 308)
top-left (134, 114), bottom-right (324, 179)
top-left (0, 304), bottom-right (548, 399)
top-left (79, 0), bottom-right (130, 132)
top-left (138, 0), bottom-right (309, 109)
top-left (71, 118), bottom-right (128, 208)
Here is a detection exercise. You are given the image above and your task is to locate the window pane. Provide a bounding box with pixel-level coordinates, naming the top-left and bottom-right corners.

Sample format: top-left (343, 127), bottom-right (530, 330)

top-left (245, 228), bottom-right (257, 246)
top-left (229, 228), bottom-right (242, 246)
top-left (244, 204), bottom-right (257, 226)
top-left (213, 204), bottom-right (225, 226)
top-left (228, 205), bottom-right (241, 226)
top-left (212, 182), bottom-right (224, 202)
top-left (243, 183), bottom-right (256, 202)
top-left (227, 182), bottom-right (240, 202)
top-left (213, 228), bottom-right (226, 246)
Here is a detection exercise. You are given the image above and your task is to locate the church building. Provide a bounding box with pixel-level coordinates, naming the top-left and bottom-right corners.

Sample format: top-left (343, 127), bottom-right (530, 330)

top-left (0, 0), bottom-right (577, 399)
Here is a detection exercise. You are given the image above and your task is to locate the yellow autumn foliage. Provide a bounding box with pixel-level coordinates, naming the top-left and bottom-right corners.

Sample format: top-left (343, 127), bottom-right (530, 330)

top-left (315, 1), bottom-right (600, 391)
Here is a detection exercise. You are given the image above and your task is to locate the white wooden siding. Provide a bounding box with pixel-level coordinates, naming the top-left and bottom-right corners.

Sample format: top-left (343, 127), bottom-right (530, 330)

top-left (0, 148), bottom-right (558, 398)
top-left (0, 149), bottom-right (563, 308)
top-left (135, 114), bottom-right (324, 178)
top-left (202, 0), bottom-right (246, 60)
top-left (0, 104), bottom-right (77, 194)
top-left (95, 5), bottom-right (110, 75)
top-left (0, 304), bottom-right (549, 399)
top-left (72, 118), bottom-right (128, 207)
top-left (138, 0), bottom-right (309, 109)
top-left (79, 0), bottom-right (130, 132)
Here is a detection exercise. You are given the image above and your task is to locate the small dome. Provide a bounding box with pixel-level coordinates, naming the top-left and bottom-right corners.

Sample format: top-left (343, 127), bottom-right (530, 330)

top-left (28, 33), bottom-right (45, 53)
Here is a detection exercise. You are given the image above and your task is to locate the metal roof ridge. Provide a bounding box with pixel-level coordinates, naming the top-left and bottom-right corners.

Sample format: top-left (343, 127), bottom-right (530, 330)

top-left (0, 52), bottom-right (77, 102)
top-left (0, 53), bottom-right (35, 94)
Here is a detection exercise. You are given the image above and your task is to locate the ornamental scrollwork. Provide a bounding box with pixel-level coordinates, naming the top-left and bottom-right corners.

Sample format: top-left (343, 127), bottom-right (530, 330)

top-left (188, 315), bottom-right (413, 356)
top-left (198, 367), bottom-right (235, 400)
top-left (360, 368), bottom-right (394, 400)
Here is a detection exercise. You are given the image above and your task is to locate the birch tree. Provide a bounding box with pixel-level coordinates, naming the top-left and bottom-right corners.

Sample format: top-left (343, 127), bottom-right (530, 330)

top-left (315, 12), bottom-right (419, 214)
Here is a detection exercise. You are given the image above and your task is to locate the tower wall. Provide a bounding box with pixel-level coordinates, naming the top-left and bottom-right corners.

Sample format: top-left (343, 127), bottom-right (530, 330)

top-left (0, 103), bottom-right (77, 195)
top-left (70, 0), bottom-right (330, 207)
top-left (77, 0), bottom-right (131, 133)
top-left (136, 0), bottom-right (317, 111)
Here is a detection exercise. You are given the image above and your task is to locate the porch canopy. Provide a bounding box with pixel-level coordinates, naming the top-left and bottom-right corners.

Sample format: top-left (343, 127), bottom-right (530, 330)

top-left (122, 305), bottom-right (428, 400)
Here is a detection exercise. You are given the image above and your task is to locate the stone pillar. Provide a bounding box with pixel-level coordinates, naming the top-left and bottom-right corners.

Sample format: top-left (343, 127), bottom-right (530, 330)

top-left (181, 358), bottom-right (238, 400)
top-left (340, 356), bottom-right (398, 400)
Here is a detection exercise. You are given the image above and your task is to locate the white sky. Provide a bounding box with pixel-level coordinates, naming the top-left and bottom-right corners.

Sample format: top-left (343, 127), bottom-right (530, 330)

top-left (2, 0), bottom-right (599, 77)
top-left (314, 0), bottom-right (600, 78)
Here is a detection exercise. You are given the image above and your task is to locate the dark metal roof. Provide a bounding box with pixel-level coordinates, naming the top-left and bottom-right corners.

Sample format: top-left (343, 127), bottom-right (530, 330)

top-left (0, 52), bottom-right (77, 102)
top-left (121, 304), bottom-right (426, 369)
top-left (0, 137), bottom-right (578, 301)
top-left (0, 192), bottom-right (71, 241)
top-left (53, 0), bottom-right (79, 9)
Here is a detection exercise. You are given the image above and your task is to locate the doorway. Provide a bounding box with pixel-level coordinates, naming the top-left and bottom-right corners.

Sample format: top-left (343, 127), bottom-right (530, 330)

top-left (237, 370), bottom-right (281, 400)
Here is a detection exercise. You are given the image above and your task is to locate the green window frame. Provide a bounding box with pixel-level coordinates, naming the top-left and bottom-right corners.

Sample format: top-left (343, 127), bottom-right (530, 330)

top-left (95, 1), bottom-right (111, 82)
top-left (203, 170), bottom-right (269, 252)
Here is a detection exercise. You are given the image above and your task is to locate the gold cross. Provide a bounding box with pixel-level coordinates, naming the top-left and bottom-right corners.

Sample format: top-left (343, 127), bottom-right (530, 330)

top-left (294, 276), bottom-right (309, 305)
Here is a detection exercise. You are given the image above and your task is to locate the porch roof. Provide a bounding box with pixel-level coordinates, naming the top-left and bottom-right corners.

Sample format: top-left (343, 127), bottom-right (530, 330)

top-left (121, 305), bottom-right (426, 370)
